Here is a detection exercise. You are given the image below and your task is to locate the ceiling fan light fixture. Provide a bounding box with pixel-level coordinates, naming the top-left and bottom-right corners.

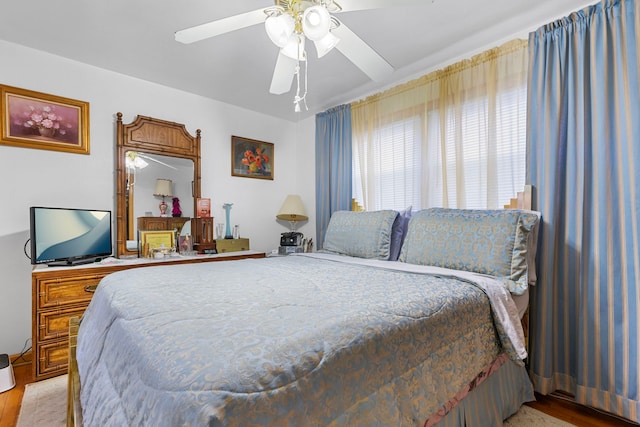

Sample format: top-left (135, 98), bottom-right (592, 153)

top-left (314, 32), bottom-right (339, 58)
top-left (302, 5), bottom-right (331, 41)
top-left (322, 0), bottom-right (342, 13)
top-left (265, 13), bottom-right (295, 47)
top-left (126, 152), bottom-right (149, 170)
top-left (281, 34), bottom-right (306, 61)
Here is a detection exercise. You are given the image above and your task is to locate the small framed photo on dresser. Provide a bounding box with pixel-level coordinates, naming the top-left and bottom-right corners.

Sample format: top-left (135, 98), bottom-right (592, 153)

top-left (139, 230), bottom-right (175, 258)
top-left (196, 198), bottom-right (211, 218)
top-left (178, 234), bottom-right (193, 254)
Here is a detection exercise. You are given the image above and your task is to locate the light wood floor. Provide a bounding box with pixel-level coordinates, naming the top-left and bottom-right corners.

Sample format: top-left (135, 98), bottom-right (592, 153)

top-left (0, 356), bottom-right (32, 427)
top-left (1, 356), bottom-right (638, 427)
top-left (527, 393), bottom-right (638, 427)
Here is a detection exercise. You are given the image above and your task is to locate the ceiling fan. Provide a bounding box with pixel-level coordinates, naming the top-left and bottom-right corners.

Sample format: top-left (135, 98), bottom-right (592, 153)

top-left (126, 152), bottom-right (178, 171)
top-left (175, 0), bottom-right (424, 111)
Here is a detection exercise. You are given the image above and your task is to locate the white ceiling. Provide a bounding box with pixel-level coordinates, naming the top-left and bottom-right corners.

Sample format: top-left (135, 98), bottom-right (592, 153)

top-left (0, 0), bottom-right (595, 122)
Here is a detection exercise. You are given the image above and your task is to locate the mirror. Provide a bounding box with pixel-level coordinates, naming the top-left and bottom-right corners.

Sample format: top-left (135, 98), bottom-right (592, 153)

top-left (116, 113), bottom-right (201, 257)
top-left (124, 151), bottom-right (194, 241)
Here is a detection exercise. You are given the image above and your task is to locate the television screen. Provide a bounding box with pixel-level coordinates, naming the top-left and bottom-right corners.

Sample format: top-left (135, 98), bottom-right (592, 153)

top-left (30, 206), bottom-right (113, 266)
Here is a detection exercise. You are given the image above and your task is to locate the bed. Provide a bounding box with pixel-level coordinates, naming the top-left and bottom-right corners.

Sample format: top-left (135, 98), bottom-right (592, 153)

top-left (68, 190), bottom-right (540, 427)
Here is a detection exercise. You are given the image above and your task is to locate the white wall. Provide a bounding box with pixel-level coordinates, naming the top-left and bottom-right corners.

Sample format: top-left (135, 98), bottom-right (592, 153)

top-left (0, 40), bottom-right (316, 355)
top-left (293, 116), bottom-right (317, 248)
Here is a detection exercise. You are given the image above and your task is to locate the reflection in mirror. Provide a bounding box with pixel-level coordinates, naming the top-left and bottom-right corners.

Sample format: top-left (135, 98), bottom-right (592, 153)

top-left (125, 151), bottom-right (195, 245)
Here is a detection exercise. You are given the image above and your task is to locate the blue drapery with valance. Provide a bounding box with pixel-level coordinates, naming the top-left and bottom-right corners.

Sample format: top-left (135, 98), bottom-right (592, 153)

top-left (315, 104), bottom-right (352, 250)
top-left (527, 0), bottom-right (640, 422)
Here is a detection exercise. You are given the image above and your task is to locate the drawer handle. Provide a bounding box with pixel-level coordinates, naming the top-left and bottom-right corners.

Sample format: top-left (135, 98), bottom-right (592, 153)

top-left (84, 285), bottom-right (97, 293)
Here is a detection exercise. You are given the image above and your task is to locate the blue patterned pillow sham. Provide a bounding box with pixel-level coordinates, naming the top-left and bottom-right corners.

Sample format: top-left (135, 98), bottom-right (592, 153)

top-left (399, 208), bottom-right (540, 294)
top-left (322, 210), bottom-right (398, 259)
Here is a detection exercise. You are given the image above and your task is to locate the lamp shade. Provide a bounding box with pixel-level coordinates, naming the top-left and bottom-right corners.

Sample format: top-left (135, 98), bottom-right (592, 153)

top-left (153, 179), bottom-right (173, 197)
top-left (277, 195), bottom-right (308, 222)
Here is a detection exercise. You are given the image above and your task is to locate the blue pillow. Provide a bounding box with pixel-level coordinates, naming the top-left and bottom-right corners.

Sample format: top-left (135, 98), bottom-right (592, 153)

top-left (399, 208), bottom-right (539, 294)
top-left (323, 210), bottom-right (398, 259)
top-left (389, 206), bottom-right (412, 261)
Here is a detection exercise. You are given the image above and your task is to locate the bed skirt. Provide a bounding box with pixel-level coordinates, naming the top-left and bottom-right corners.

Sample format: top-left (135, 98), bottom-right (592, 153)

top-left (428, 354), bottom-right (535, 426)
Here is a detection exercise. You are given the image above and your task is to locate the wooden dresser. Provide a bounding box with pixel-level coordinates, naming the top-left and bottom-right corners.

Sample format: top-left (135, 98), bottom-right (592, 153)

top-left (32, 251), bottom-right (264, 381)
top-left (137, 216), bottom-right (190, 232)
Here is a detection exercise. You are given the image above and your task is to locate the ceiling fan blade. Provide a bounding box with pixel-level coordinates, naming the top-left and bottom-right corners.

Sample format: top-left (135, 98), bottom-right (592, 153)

top-left (138, 153), bottom-right (178, 170)
top-left (336, 0), bottom-right (425, 13)
top-left (270, 52), bottom-right (297, 95)
top-left (332, 21), bottom-right (393, 82)
top-left (175, 9), bottom-right (266, 44)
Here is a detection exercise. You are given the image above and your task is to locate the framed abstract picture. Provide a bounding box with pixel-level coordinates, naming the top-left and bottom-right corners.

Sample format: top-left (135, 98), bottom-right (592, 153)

top-left (231, 135), bottom-right (273, 180)
top-left (0, 84), bottom-right (90, 154)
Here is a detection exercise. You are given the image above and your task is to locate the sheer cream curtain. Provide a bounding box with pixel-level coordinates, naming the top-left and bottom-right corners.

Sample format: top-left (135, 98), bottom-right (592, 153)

top-left (351, 39), bottom-right (528, 211)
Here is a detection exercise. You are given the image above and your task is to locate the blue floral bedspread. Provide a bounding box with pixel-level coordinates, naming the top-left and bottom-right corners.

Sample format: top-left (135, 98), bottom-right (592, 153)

top-left (77, 253), bottom-right (527, 426)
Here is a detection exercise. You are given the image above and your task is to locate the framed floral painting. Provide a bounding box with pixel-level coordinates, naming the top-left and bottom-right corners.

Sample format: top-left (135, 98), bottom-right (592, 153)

top-left (231, 135), bottom-right (274, 180)
top-left (0, 84), bottom-right (90, 154)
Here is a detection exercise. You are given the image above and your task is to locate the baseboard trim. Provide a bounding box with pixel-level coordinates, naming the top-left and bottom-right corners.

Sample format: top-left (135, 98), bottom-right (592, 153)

top-left (535, 392), bottom-right (638, 426)
top-left (10, 350), bottom-right (32, 368)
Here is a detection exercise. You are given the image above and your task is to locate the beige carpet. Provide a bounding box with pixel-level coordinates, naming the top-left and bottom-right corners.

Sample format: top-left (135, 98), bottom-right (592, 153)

top-left (505, 405), bottom-right (575, 426)
top-left (17, 375), bottom-right (67, 427)
top-left (18, 375), bottom-right (574, 427)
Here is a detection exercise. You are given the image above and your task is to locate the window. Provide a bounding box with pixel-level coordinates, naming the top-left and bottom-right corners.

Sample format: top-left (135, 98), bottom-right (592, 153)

top-left (352, 40), bottom-right (528, 211)
top-left (353, 116), bottom-right (422, 211)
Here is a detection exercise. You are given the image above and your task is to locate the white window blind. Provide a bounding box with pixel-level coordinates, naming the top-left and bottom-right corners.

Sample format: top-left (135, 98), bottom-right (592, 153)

top-left (353, 117), bottom-right (422, 211)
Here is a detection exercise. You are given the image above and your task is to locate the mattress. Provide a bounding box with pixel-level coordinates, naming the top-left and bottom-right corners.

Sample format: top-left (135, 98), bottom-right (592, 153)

top-left (76, 253), bottom-right (528, 426)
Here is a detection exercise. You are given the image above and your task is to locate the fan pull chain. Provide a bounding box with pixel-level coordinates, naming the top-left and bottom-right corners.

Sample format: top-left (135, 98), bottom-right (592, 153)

top-left (294, 59), bottom-right (308, 112)
top-left (294, 63), bottom-right (302, 112)
top-left (293, 39), bottom-right (308, 113)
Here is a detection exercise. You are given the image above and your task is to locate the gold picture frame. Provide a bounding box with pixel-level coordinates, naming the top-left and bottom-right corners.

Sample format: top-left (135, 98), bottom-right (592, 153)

top-left (139, 230), bottom-right (175, 258)
top-left (231, 135), bottom-right (274, 180)
top-left (0, 84), bottom-right (90, 154)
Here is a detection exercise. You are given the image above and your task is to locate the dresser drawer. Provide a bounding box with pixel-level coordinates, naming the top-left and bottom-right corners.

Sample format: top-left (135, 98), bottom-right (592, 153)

top-left (36, 339), bottom-right (69, 379)
top-left (37, 275), bottom-right (104, 310)
top-left (215, 238), bottom-right (250, 253)
top-left (37, 305), bottom-right (87, 342)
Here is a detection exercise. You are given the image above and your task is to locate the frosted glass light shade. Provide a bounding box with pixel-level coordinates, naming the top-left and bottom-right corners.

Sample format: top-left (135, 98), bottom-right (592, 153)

top-left (281, 34), bottom-right (306, 61)
top-left (302, 6), bottom-right (331, 41)
top-left (126, 154), bottom-right (148, 169)
top-left (314, 32), bottom-right (339, 58)
top-left (265, 13), bottom-right (295, 48)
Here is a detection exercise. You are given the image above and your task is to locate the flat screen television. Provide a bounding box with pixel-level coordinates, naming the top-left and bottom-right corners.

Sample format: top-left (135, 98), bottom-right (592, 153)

top-left (30, 206), bottom-right (113, 266)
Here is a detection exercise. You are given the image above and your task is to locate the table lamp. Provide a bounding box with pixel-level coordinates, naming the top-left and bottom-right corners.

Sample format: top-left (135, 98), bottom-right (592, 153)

top-left (276, 194), bottom-right (308, 232)
top-left (154, 179), bottom-right (173, 217)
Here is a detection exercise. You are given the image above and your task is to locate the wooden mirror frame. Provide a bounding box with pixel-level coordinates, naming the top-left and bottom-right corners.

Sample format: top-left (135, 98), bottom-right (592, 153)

top-left (115, 112), bottom-right (201, 257)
